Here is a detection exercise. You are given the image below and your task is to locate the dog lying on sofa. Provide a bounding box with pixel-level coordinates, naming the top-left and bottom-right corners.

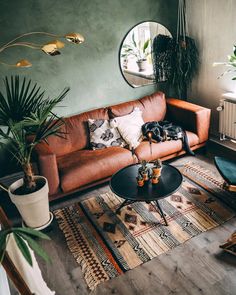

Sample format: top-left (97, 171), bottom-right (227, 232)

top-left (142, 120), bottom-right (195, 156)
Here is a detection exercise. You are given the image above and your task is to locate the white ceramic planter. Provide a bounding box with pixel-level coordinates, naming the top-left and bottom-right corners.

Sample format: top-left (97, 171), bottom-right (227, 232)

top-left (8, 176), bottom-right (51, 229)
top-left (136, 59), bottom-right (148, 72)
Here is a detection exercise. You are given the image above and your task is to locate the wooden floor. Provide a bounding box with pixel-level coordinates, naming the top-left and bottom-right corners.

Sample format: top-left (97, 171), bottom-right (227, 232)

top-left (10, 152), bottom-right (236, 295)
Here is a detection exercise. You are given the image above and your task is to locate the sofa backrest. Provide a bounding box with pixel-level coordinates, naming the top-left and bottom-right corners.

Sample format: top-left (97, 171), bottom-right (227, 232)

top-left (47, 107), bottom-right (109, 157)
top-left (109, 91), bottom-right (166, 122)
top-left (47, 91), bottom-right (166, 157)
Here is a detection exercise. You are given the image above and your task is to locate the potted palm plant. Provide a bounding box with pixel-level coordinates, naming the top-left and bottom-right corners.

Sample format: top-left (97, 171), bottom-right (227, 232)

top-left (0, 76), bottom-right (69, 229)
top-left (121, 33), bottom-right (150, 72)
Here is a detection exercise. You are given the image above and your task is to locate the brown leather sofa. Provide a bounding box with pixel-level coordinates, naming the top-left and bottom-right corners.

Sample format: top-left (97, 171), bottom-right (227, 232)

top-left (34, 91), bottom-right (211, 201)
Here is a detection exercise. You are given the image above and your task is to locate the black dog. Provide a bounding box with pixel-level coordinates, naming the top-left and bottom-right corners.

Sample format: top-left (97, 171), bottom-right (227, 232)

top-left (142, 120), bottom-right (195, 156)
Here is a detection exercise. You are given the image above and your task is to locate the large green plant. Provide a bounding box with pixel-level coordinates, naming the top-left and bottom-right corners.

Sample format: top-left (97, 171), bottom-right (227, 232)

top-left (0, 76), bottom-right (69, 193)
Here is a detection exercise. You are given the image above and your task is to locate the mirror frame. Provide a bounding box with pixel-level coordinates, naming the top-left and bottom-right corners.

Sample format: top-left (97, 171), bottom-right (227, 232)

top-left (118, 20), bottom-right (172, 88)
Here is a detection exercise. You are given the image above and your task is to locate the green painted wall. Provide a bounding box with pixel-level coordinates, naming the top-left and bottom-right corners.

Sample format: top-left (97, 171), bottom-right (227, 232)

top-left (0, 0), bottom-right (177, 176)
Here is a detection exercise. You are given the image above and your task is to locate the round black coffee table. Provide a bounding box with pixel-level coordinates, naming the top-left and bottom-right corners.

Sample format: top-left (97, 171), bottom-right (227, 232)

top-left (110, 163), bottom-right (183, 226)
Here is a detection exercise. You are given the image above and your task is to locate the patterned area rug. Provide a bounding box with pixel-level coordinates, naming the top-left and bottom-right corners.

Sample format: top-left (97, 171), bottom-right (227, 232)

top-left (54, 162), bottom-right (235, 290)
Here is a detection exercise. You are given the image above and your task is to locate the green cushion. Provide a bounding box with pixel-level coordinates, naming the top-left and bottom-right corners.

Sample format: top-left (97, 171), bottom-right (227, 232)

top-left (214, 156), bottom-right (236, 185)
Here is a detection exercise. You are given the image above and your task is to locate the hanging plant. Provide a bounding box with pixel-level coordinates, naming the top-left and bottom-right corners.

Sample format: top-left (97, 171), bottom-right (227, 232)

top-left (170, 35), bottom-right (199, 99)
top-left (169, 0), bottom-right (199, 100)
top-left (152, 34), bottom-right (174, 83)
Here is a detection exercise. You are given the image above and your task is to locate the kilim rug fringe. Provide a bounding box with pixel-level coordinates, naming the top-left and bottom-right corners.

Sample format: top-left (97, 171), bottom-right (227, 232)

top-left (54, 162), bottom-right (236, 290)
top-left (54, 209), bottom-right (100, 290)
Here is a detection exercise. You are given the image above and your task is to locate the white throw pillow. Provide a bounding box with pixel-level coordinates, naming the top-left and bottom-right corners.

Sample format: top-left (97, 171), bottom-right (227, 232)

top-left (110, 107), bottom-right (144, 149)
top-left (88, 119), bottom-right (126, 150)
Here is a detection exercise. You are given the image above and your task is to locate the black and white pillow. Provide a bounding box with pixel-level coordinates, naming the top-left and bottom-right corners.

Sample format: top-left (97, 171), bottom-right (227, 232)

top-left (88, 119), bottom-right (126, 150)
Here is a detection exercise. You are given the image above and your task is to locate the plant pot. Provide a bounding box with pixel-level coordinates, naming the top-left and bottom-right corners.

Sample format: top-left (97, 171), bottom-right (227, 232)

top-left (141, 171), bottom-right (149, 181)
top-left (136, 59), bottom-right (148, 72)
top-left (137, 178), bottom-right (144, 187)
top-left (123, 58), bottom-right (128, 69)
top-left (152, 177), bottom-right (159, 184)
top-left (8, 176), bottom-right (51, 229)
top-left (152, 167), bottom-right (162, 177)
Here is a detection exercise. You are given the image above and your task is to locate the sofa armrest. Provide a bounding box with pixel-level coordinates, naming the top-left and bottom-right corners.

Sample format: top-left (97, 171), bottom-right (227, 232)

top-left (166, 98), bottom-right (211, 143)
top-left (34, 142), bottom-right (60, 195)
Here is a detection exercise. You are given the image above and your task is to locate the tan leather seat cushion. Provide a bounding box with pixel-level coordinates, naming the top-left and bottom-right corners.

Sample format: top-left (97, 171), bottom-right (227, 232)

top-left (57, 147), bottom-right (134, 192)
top-left (134, 131), bottom-right (199, 161)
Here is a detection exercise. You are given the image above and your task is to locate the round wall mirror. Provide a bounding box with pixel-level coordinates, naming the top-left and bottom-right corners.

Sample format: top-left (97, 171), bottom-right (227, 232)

top-left (119, 21), bottom-right (172, 88)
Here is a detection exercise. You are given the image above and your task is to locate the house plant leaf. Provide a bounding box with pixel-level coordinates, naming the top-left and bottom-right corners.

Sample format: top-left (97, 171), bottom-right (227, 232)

top-left (13, 232), bottom-right (33, 266)
top-left (16, 232), bottom-right (51, 263)
top-left (143, 39), bottom-right (150, 53)
top-left (15, 227), bottom-right (51, 240)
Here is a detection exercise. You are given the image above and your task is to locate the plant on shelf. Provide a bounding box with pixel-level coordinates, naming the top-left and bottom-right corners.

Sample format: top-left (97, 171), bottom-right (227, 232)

top-left (0, 75), bottom-right (69, 228)
top-left (121, 32), bottom-right (150, 72)
top-left (213, 45), bottom-right (236, 80)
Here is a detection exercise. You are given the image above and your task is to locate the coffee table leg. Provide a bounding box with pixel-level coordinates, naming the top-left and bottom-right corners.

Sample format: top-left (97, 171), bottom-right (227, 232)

top-left (115, 200), bottom-right (136, 214)
top-left (116, 200), bottom-right (129, 214)
top-left (154, 200), bottom-right (168, 226)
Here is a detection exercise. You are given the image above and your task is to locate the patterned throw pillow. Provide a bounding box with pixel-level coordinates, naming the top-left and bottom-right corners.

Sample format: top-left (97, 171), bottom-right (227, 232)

top-left (110, 107), bottom-right (144, 150)
top-left (88, 119), bottom-right (126, 150)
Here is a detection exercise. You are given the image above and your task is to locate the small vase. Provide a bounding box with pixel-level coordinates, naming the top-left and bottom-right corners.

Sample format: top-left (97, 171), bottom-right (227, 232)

top-left (137, 178), bottom-right (144, 187)
top-left (136, 59), bottom-right (148, 72)
top-left (152, 177), bottom-right (159, 184)
top-left (142, 171), bottom-right (149, 181)
top-left (152, 167), bottom-right (162, 177)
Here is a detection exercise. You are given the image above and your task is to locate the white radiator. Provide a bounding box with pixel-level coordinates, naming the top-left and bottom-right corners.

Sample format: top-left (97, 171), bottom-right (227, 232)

top-left (217, 96), bottom-right (236, 140)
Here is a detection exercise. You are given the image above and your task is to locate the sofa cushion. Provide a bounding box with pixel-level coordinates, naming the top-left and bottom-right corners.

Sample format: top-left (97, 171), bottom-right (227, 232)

top-left (108, 91), bottom-right (166, 123)
top-left (88, 119), bottom-right (126, 150)
top-left (110, 107), bottom-right (144, 149)
top-left (134, 131), bottom-right (199, 161)
top-left (47, 92), bottom-right (166, 157)
top-left (57, 147), bottom-right (134, 192)
top-left (139, 92), bottom-right (166, 122)
top-left (47, 107), bottom-right (109, 157)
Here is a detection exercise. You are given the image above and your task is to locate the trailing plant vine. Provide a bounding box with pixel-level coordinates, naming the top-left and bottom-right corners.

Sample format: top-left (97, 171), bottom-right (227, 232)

top-left (152, 34), bottom-right (173, 83)
top-left (170, 36), bottom-right (199, 99)
top-left (152, 0), bottom-right (199, 100)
